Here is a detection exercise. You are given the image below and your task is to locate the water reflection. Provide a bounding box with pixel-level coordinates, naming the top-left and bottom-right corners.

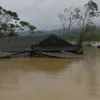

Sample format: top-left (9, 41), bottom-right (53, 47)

top-left (0, 62), bottom-right (21, 90)
top-left (85, 57), bottom-right (98, 96)
top-left (69, 56), bottom-right (99, 97)
top-left (0, 58), bottom-right (80, 91)
top-left (0, 55), bottom-right (100, 100)
top-left (8, 58), bottom-right (81, 74)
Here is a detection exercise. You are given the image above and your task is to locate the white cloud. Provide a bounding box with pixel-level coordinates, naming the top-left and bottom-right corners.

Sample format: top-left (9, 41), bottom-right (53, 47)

top-left (0, 0), bottom-right (100, 30)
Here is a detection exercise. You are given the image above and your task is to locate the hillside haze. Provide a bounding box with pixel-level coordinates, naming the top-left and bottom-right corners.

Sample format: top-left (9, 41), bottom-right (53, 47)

top-left (21, 27), bottom-right (81, 37)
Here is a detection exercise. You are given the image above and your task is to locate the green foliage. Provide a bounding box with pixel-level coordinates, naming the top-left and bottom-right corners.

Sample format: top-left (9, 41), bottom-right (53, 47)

top-left (7, 32), bottom-right (19, 37)
top-left (20, 21), bottom-right (36, 33)
top-left (74, 0), bottom-right (100, 46)
top-left (20, 21), bottom-right (29, 27)
top-left (85, 0), bottom-right (99, 17)
top-left (29, 25), bottom-right (36, 31)
top-left (59, 0), bottom-right (100, 46)
top-left (0, 6), bottom-right (36, 37)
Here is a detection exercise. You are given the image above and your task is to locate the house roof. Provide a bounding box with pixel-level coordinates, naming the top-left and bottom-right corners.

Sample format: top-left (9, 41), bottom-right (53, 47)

top-left (39, 35), bottom-right (75, 47)
top-left (0, 35), bottom-right (78, 52)
top-left (0, 35), bottom-right (49, 52)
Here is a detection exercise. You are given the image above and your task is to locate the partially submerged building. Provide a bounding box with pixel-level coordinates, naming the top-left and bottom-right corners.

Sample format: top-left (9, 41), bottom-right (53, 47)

top-left (0, 35), bottom-right (83, 58)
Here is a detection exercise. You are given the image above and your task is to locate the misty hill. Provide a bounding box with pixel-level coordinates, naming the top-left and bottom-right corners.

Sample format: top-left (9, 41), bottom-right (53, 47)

top-left (21, 26), bottom-right (100, 37)
top-left (21, 27), bottom-right (81, 37)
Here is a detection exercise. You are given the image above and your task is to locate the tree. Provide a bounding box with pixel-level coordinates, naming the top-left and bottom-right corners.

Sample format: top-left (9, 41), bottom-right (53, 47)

top-left (0, 7), bottom-right (19, 37)
top-left (0, 6), bottom-right (36, 37)
top-left (58, 0), bottom-right (100, 46)
top-left (76, 0), bottom-right (100, 46)
top-left (82, 24), bottom-right (100, 41)
top-left (58, 7), bottom-right (80, 37)
top-left (19, 21), bottom-right (36, 35)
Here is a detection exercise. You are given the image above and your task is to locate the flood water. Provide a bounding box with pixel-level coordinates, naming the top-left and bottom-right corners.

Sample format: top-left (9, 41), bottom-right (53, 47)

top-left (0, 48), bottom-right (100, 100)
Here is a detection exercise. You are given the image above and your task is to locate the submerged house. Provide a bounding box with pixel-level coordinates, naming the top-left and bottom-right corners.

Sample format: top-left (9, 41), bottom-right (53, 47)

top-left (0, 35), bottom-right (83, 58)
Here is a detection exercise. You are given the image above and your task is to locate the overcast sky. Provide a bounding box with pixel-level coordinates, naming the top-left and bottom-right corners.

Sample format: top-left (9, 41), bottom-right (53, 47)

top-left (1, 0), bottom-right (100, 30)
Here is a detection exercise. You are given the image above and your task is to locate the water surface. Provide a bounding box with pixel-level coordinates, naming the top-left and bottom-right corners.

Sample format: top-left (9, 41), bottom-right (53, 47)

top-left (0, 48), bottom-right (100, 100)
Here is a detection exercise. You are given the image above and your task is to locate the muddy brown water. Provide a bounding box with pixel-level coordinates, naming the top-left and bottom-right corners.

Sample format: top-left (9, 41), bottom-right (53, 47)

top-left (0, 48), bottom-right (100, 100)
